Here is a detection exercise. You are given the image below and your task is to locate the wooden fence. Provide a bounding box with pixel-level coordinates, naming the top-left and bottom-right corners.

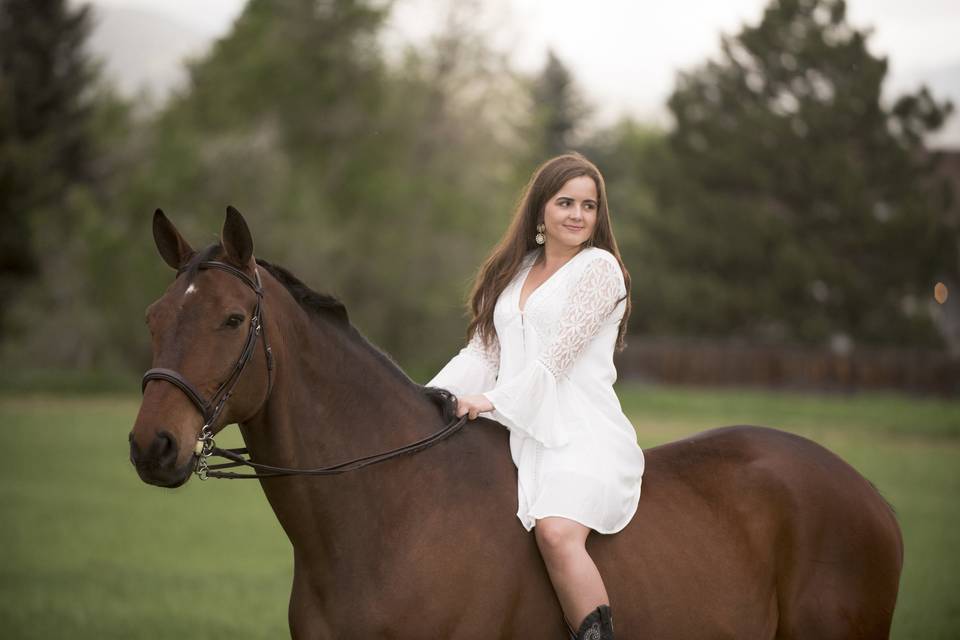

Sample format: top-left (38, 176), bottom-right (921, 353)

top-left (615, 337), bottom-right (960, 396)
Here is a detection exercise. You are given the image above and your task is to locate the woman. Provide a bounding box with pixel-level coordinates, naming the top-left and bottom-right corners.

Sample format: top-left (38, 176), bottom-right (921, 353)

top-left (427, 152), bottom-right (644, 640)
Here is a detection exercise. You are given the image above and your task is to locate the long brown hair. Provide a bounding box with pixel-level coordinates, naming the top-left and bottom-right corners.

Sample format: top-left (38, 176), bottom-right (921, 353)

top-left (465, 152), bottom-right (632, 352)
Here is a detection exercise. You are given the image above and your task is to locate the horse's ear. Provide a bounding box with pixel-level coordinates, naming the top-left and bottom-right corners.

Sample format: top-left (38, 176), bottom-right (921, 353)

top-left (221, 205), bottom-right (254, 267)
top-left (153, 208), bottom-right (195, 270)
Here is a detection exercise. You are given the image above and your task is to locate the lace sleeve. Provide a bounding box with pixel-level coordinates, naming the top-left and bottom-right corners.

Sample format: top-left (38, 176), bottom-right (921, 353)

top-left (464, 329), bottom-right (500, 378)
top-left (539, 256), bottom-right (624, 378)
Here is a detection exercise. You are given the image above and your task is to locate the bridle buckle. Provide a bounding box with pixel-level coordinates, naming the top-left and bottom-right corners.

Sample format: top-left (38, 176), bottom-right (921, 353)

top-left (194, 424), bottom-right (216, 480)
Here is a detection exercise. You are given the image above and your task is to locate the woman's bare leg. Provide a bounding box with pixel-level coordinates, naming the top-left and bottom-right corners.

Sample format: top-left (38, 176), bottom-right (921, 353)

top-left (535, 516), bottom-right (609, 628)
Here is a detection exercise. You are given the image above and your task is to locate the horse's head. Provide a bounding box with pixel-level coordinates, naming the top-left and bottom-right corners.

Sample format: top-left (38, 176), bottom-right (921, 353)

top-left (130, 207), bottom-right (274, 487)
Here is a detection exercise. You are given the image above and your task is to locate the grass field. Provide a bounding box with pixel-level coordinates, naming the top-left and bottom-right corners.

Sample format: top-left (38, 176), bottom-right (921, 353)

top-left (1, 383), bottom-right (958, 638)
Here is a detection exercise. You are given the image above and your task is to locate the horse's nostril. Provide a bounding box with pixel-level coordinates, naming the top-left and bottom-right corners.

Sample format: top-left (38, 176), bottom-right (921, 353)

top-left (155, 431), bottom-right (179, 468)
top-left (129, 436), bottom-right (141, 465)
top-left (128, 431), bottom-right (134, 443)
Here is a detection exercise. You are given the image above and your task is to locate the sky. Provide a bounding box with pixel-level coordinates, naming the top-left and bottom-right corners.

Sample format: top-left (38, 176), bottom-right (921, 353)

top-left (89, 0), bottom-right (960, 134)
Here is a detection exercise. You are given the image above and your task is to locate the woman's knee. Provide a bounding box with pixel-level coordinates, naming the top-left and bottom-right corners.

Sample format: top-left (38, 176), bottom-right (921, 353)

top-left (535, 518), bottom-right (586, 558)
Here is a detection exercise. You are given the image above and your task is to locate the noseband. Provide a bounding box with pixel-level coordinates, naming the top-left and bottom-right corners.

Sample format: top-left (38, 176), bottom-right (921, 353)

top-left (141, 259), bottom-right (469, 481)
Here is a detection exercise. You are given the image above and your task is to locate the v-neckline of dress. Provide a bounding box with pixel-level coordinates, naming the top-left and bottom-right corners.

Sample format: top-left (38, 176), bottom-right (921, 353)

top-left (517, 247), bottom-right (589, 315)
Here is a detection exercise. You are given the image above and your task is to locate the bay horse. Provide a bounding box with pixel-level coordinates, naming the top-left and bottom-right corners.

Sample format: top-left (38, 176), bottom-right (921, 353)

top-left (130, 207), bottom-right (903, 639)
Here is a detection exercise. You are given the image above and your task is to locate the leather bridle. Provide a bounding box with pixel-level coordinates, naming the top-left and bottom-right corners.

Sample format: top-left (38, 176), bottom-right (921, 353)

top-left (142, 260), bottom-right (274, 433)
top-left (140, 259), bottom-right (469, 481)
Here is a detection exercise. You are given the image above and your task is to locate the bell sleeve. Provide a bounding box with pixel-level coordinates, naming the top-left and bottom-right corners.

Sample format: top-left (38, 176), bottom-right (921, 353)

top-left (426, 329), bottom-right (500, 398)
top-left (482, 255), bottom-right (625, 448)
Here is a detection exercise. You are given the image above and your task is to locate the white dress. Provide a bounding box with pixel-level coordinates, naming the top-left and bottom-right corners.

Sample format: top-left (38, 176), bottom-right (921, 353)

top-left (427, 245), bottom-right (645, 533)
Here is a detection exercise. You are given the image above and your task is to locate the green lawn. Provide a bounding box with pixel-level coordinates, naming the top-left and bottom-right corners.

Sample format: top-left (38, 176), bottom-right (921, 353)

top-left (0, 384), bottom-right (957, 638)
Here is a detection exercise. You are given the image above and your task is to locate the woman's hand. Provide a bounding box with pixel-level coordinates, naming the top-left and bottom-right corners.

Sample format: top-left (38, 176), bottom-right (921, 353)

top-left (456, 393), bottom-right (494, 420)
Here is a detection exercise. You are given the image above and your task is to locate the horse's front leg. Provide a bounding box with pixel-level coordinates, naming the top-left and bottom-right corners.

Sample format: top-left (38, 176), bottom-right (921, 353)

top-left (289, 561), bottom-right (332, 640)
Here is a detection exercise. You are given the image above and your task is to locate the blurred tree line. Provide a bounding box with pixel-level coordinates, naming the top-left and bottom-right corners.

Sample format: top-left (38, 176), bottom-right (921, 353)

top-left (0, 0), bottom-right (955, 386)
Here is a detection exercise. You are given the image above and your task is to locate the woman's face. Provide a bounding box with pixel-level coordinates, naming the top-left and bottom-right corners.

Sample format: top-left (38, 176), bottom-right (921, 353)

top-left (541, 175), bottom-right (598, 251)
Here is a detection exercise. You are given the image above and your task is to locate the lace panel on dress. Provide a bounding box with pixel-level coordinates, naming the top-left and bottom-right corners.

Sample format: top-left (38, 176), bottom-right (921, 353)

top-left (465, 329), bottom-right (501, 376)
top-left (538, 257), bottom-right (623, 379)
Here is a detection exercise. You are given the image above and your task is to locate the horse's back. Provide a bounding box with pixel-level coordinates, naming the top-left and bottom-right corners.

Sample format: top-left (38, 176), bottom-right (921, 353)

top-left (591, 425), bottom-right (902, 639)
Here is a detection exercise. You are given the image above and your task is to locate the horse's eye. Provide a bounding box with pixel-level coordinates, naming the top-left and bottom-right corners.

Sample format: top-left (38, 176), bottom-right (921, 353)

top-left (224, 314), bottom-right (245, 328)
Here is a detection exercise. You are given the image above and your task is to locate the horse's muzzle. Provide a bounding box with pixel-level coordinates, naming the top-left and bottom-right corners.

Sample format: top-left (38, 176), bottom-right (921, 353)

top-left (129, 430), bottom-right (194, 488)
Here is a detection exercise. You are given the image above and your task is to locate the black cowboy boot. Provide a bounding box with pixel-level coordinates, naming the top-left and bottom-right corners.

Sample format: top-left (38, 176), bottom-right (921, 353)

top-left (574, 604), bottom-right (614, 640)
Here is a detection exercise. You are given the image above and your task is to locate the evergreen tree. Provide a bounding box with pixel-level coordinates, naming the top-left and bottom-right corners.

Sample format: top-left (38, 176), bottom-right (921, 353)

top-left (0, 0), bottom-right (99, 329)
top-left (650, 0), bottom-right (954, 347)
top-left (530, 50), bottom-right (588, 157)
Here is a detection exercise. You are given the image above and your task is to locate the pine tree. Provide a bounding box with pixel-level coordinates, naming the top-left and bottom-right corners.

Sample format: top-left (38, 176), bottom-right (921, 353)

top-left (650, 0), bottom-right (955, 347)
top-left (0, 0), bottom-right (99, 326)
top-left (531, 50), bottom-right (588, 157)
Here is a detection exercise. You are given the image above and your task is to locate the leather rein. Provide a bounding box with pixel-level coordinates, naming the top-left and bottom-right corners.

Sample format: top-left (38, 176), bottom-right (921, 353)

top-left (141, 259), bottom-right (468, 480)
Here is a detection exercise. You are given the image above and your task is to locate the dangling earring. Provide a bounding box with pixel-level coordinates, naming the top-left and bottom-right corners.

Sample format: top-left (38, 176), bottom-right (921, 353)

top-left (535, 223), bottom-right (545, 245)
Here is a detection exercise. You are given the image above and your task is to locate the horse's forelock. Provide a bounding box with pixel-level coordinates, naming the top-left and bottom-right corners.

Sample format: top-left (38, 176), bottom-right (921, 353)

top-left (181, 243), bottom-right (223, 281)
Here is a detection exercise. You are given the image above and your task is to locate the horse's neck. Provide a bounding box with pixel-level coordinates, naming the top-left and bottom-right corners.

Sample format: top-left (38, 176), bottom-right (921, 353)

top-left (239, 281), bottom-right (447, 579)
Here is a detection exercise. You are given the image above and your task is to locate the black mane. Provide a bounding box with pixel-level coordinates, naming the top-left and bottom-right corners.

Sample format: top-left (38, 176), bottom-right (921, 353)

top-left (255, 257), bottom-right (350, 326)
top-left (254, 257), bottom-right (458, 423)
